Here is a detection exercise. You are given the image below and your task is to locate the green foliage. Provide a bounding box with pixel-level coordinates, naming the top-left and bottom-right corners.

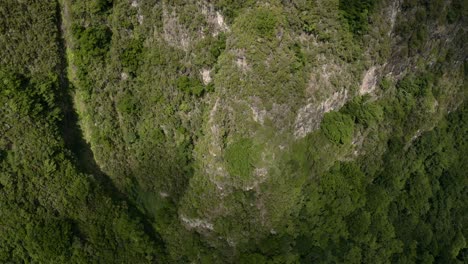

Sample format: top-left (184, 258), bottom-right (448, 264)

top-left (379, 76), bottom-right (392, 91)
top-left (209, 33), bottom-right (227, 61)
top-left (3, 0), bottom-right (464, 262)
top-left (0, 1), bottom-right (165, 262)
top-left (394, 0), bottom-right (463, 55)
top-left (295, 103), bottom-right (467, 263)
top-left (344, 96), bottom-right (384, 128)
top-left (225, 138), bottom-right (259, 180)
top-left (339, 0), bottom-right (378, 35)
top-left (0, 69), bottom-right (60, 121)
top-left (214, 0), bottom-right (255, 23)
top-left (238, 7), bottom-right (279, 39)
top-left (120, 38), bottom-right (144, 74)
top-left (90, 0), bottom-right (113, 14)
top-left (24, 218), bottom-right (72, 262)
top-left (321, 111), bottom-right (355, 144)
top-left (397, 73), bottom-right (433, 97)
top-left (290, 43), bottom-right (306, 70)
top-left (176, 76), bottom-right (206, 97)
top-left (296, 162), bottom-right (370, 263)
top-left (71, 23), bottom-right (112, 95)
top-left (447, 0), bottom-right (467, 23)
top-left (408, 23), bottom-right (428, 55)
top-left (117, 91), bottom-right (139, 115)
top-left (0, 0), bottom-right (60, 74)
top-left (73, 25), bottom-right (112, 61)
top-left (252, 9), bottom-right (278, 38)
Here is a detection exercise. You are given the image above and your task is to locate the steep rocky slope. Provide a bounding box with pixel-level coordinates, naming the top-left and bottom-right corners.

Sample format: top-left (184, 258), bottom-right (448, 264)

top-left (1, 0), bottom-right (465, 262)
top-left (62, 0), bottom-right (466, 261)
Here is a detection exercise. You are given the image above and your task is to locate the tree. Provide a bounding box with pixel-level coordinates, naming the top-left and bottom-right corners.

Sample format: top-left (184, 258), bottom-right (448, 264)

top-left (321, 112), bottom-right (355, 144)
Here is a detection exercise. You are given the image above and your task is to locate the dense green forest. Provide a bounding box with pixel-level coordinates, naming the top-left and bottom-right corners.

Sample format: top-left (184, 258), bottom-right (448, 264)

top-left (0, 0), bottom-right (466, 263)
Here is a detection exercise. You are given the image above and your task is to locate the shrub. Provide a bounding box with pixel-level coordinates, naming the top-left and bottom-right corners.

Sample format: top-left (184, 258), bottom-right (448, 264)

top-left (209, 33), bottom-right (227, 60)
top-left (237, 7), bottom-right (279, 39)
top-left (176, 76), bottom-right (206, 97)
top-left (339, 0), bottom-right (377, 35)
top-left (0, 69), bottom-right (59, 121)
top-left (379, 77), bottom-right (392, 91)
top-left (121, 38), bottom-right (144, 74)
top-left (344, 97), bottom-right (384, 128)
top-left (214, 0), bottom-right (255, 23)
top-left (25, 218), bottom-right (72, 262)
top-left (321, 112), bottom-right (355, 144)
top-left (90, 0), bottom-right (113, 13)
top-left (447, 0), bottom-right (465, 23)
top-left (117, 92), bottom-right (138, 114)
top-left (397, 74), bottom-right (433, 97)
top-left (225, 138), bottom-right (259, 180)
top-left (72, 24), bottom-right (112, 62)
top-left (253, 9), bottom-right (277, 37)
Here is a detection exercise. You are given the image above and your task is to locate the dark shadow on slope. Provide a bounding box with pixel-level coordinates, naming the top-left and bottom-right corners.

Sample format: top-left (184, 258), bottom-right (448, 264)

top-left (53, 1), bottom-right (166, 249)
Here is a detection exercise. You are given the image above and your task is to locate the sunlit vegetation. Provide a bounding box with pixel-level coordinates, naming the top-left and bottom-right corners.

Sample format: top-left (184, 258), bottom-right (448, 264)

top-left (321, 112), bottom-right (355, 144)
top-left (0, 1), bottom-right (165, 262)
top-left (1, 0), bottom-right (466, 262)
top-left (225, 138), bottom-right (259, 180)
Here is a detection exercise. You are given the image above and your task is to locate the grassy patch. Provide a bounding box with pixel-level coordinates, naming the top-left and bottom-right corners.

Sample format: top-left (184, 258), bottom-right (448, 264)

top-left (225, 138), bottom-right (259, 180)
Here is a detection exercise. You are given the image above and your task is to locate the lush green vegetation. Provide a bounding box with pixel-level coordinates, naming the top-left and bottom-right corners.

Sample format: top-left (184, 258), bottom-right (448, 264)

top-left (339, 0), bottom-right (378, 35)
top-left (1, 0), bottom-right (466, 262)
top-left (321, 111), bottom-right (355, 144)
top-left (343, 96), bottom-right (384, 128)
top-left (176, 76), bottom-right (207, 97)
top-left (0, 1), bottom-right (165, 262)
top-left (225, 138), bottom-right (259, 180)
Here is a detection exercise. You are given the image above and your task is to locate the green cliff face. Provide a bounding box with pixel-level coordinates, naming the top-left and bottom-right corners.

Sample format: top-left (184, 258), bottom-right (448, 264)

top-left (1, 0), bottom-right (466, 262)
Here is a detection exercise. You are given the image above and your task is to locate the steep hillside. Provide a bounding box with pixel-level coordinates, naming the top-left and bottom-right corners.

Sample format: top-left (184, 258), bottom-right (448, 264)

top-left (0, 1), bottom-right (165, 262)
top-left (1, 0), bottom-right (466, 262)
